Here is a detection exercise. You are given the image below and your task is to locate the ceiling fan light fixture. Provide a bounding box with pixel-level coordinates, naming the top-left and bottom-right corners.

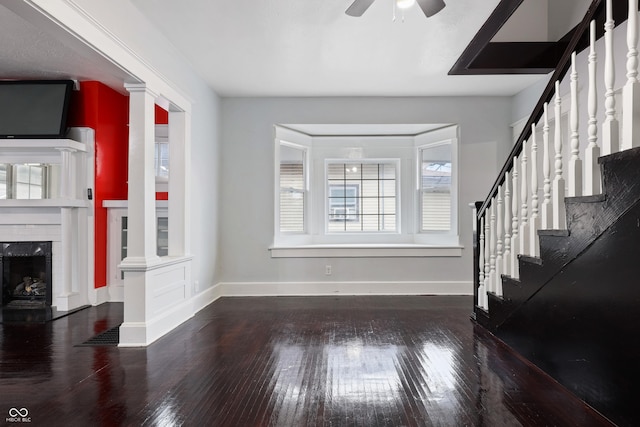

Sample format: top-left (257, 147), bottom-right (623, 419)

top-left (396, 0), bottom-right (416, 10)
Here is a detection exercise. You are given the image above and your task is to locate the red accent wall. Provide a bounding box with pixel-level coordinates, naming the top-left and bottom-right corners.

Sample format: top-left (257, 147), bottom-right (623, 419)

top-left (68, 81), bottom-right (129, 289)
top-left (155, 104), bottom-right (168, 124)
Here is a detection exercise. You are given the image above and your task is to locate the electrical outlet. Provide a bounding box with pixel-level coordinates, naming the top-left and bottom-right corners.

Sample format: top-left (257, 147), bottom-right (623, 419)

top-left (325, 265), bottom-right (332, 275)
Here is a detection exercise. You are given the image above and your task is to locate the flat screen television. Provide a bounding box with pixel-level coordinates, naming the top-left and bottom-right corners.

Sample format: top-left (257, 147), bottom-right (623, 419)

top-left (0, 80), bottom-right (74, 139)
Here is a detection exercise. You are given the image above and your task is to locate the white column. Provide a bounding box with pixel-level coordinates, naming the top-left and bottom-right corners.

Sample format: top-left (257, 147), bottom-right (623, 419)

top-left (603, 0), bottom-right (620, 155)
top-left (541, 103), bottom-right (552, 228)
top-left (122, 84), bottom-right (160, 265)
top-left (503, 172), bottom-right (511, 278)
top-left (568, 52), bottom-right (583, 197)
top-left (553, 81), bottom-right (567, 229)
top-left (57, 148), bottom-right (77, 307)
top-left (529, 125), bottom-right (540, 256)
top-left (120, 83), bottom-right (160, 345)
top-left (519, 140), bottom-right (529, 255)
top-left (168, 110), bottom-right (191, 258)
top-left (585, 20), bottom-right (602, 196)
top-left (511, 156), bottom-right (520, 278)
top-left (622, 0), bottom-right (640, 150)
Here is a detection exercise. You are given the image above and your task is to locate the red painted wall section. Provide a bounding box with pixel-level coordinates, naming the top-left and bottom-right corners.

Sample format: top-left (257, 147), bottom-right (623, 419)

top-left (68, 81), bottom-right (129, 289)
top-left (155, 104), bottom-right (168, 124)
top-left (155, 105), bottom-right (168, 200)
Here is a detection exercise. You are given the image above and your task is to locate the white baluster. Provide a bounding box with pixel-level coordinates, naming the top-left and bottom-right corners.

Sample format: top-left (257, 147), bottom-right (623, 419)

top-left (603, 0), bottom-right (620, 155)
top-left (519, 140), bottom-right (529, 256)
top-left (495, 186), bottom-right (503, 296)
top-left (478, 215), bottom-right (487, 309)
top-left (503, 172), bottom-right (511, 278)
top-left (529, 124), bottom-right (540, 256)
top-left (622, 0), bottom-right (640, 150)
top-left (553, 81), bottom-right (567, 229)
top-left (484, 209), bottom-right (491, 298)
top-left (541, 103), bottom-right (552, 228)
top-left (489, 201), bottom-right (496, 294)
top-left (511, 156), bottom-right (520, 278)
top-left (568, 52), bottom-right (583, 197)
top-left (586, 20), bottom-right (602, 196)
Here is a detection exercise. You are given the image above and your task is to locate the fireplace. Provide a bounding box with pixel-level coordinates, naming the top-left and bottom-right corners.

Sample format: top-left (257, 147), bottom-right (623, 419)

top-left (0, 242), bottom-right (52, 309)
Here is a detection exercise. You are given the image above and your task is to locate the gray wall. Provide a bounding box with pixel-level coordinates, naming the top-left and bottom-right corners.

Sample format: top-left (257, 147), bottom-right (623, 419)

top-left (219, 97), bottom-right (511, 286)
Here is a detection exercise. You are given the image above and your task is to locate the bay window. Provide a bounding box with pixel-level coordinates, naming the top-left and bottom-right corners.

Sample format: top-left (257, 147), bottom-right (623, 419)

top-left (272, 125), bottom-right (461, 257)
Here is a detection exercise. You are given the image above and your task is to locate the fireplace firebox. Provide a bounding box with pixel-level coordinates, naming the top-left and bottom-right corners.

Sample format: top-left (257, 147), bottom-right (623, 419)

top-left (0, 242), bottom-right (52, 308)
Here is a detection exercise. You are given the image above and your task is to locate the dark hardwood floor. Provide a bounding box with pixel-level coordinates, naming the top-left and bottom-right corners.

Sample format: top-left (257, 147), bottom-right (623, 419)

top-left (0, 296), bottom-right (613, 426)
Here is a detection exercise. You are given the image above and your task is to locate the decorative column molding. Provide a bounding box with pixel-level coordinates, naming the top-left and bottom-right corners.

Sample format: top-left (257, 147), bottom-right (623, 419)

top-left (541, 103), bottom-right (552, 228)
top-left (568, 52), bottom-right (583, 197)
top-left (602, 0), bottom-right (619, 155)
top-left (622, 0), bottom-right (640, 150)
top-left (168, 110), bottom-right (191, 257)
top-left (511, 156), bottom-right (519, 278)
top-left (553, 81), bottom-right (567, 229)
top-left (585, 20), bottom-right (602, 196)
top-left (122, 83), bottom-right (161, 266)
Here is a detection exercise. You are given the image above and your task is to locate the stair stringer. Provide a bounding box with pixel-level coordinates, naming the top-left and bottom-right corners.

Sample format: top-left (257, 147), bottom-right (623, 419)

top-left (486, 147), bottom-right (640, 330)
top-left (492, 196), bottom-right (640, 427)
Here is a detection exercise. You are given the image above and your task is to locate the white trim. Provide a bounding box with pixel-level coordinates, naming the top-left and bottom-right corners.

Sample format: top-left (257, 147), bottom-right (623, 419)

top-left (118, 283), bottom-right (222, 347)
top-left (269, 244), bottom-right (463, 258)
top-left (192, 283), bottom-right (224, 313)
top-left (91, 285), bottom-right (110, 306)
top-left (220, 281), bottom-right (472, 296)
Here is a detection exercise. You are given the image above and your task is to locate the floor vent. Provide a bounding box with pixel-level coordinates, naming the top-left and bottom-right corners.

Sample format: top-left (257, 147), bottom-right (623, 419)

top-left (77, 325), bottom-right (120, 347)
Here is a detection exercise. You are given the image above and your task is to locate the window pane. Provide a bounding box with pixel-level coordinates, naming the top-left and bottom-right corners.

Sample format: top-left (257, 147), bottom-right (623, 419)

top-left (0, 164), bottom-right (6, 199)
top-left (280, 145), bottom-right (305, 233)
top-left (158, 143), bottom-right (170, 178)
top-left (327, 162), bottom-right (396, 232)
top-left (421, 144), bottom-right (452, 231)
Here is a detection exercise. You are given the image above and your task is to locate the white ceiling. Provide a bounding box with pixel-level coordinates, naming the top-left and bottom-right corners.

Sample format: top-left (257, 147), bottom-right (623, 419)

top-left (131, 0), bottom-right (546, 97)
top-left (0, 0), bottom-right (591, 98)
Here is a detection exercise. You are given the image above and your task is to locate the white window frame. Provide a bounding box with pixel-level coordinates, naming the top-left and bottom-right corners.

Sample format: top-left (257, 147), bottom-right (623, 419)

top-left (273, 126), bottom-right (312, 246)
top-left (414, 128), bottom-right (459, 246)
top-left (324, 159), bottom-right (400, 235)
top-left (271, 125), bottom-right (462, 257)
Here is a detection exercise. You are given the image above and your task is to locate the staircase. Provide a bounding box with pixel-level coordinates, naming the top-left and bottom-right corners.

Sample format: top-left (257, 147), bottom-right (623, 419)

top-left (473, 1), bottom-right (640, 426)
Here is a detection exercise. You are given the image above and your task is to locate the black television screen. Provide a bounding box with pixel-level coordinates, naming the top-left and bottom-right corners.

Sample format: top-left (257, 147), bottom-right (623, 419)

top-left (0, 80), bottom-right (74, 139)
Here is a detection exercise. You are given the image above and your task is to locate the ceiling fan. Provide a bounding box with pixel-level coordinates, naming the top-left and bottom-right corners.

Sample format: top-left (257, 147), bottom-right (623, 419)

top-left (346, 0), bottom-right (446, 18)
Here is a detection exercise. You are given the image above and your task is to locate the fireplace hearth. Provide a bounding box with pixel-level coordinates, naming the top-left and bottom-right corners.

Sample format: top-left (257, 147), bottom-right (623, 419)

top-left (1, 242), bottom-right (52, 309)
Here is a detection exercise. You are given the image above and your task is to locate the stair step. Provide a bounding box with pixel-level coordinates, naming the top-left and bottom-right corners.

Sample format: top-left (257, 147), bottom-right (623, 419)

top-left (474, 306), bottom-right (490, 328)
top-left (502, 276), bottom-right (523, 301)
top-left (565, 194), bottom-right (606, 204)
top-left (538, 229), bottom-right (570, 237)
top-left (487, 292), bottom-right (514, 330)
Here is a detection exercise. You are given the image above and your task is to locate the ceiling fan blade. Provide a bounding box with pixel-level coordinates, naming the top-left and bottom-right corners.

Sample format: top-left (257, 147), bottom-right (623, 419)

top-left (416, 0), bottom-right (445, 17)
top-left (345, 0), bottom-right (376, 17)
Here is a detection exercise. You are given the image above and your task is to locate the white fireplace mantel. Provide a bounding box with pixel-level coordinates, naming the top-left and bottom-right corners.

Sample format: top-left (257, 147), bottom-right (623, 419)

top-left (0, 128), bottom-right (96, 312)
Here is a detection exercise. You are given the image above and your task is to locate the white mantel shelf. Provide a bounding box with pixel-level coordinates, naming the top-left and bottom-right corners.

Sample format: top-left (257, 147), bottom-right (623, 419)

top-left (0, 138), bottom-right (87, 152)
top-left (0, 199), bottom-right (89, 208)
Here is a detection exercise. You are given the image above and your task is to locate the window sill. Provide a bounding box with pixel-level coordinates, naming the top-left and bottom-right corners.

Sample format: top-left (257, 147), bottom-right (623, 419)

top-left (269, 244), bottom-right (463, 258)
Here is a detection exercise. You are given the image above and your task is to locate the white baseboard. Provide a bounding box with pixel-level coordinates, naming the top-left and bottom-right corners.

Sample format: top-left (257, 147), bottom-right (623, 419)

top-left (192, 283), bottom-right (223, 313)
top-left (220, 281), bottom-right (472, 297)
top-left (92, 286), bottom-right (111, 306)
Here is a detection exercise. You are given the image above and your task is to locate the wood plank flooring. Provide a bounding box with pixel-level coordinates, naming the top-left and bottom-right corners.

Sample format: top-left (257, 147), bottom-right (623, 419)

top-left (0, 296), bottom-right (613, 426)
